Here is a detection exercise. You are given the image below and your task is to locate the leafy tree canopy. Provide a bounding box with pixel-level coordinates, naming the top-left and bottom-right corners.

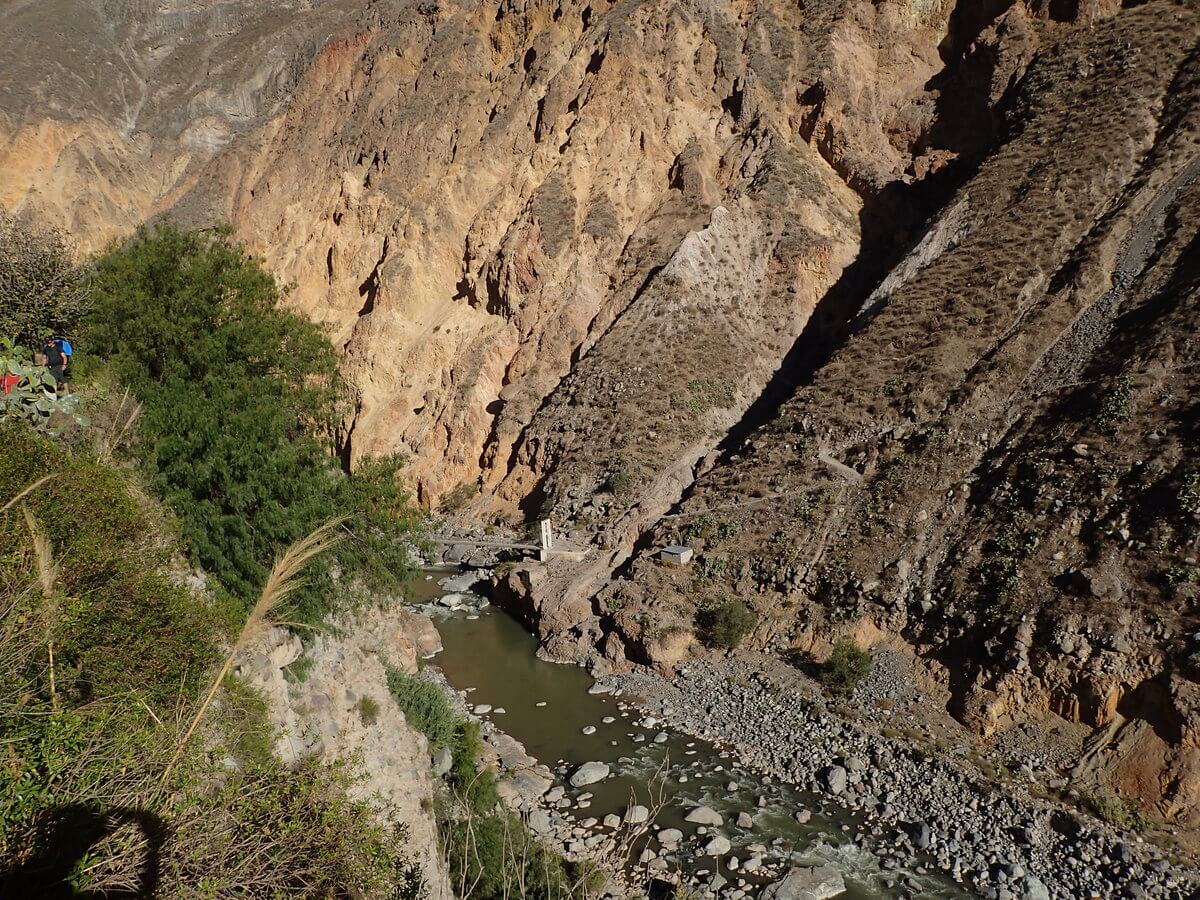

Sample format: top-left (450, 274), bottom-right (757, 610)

top-left (86, 225), bottom-right (421, 623)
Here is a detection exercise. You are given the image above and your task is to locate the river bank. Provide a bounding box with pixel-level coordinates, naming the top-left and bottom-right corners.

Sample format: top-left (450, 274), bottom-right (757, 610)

top-left (413, 568), bottom-right (1196, 899)
top-left (602, 654), bottom-right (1195, 900)
top-left (427, 601), bottom-right (966, 900)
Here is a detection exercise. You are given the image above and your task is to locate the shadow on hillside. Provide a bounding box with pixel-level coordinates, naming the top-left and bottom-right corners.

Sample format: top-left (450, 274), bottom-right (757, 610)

top-left (0, 804), bottom-right (165, 899)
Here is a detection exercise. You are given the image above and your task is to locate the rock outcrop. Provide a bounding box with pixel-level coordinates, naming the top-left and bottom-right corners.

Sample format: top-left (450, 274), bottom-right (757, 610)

top-left (236, 608), bottom-right (451, 898)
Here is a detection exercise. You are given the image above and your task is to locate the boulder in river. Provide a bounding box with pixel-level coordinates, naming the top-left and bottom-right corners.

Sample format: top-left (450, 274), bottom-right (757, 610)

top-left (737, 811), bottom-right (754, 828)
top-left (761, 865), bottom-right (847, 900)
top-left (625, 804), bottom-right (650, 824)
top-left (685, 805), bottom-right (724, 826)
top-left (658, 828), bottom-right (683, 845)
top-left (439, 571), bottom-right (484, 593)
top-left (703, 834), bottom-right (731, 856)
top-left (569, 761), bottom-right (611, 787)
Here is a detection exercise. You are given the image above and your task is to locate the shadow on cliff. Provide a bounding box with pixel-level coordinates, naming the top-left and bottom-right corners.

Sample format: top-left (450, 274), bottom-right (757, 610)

top-left (1, 804), bottom-right (165, 899)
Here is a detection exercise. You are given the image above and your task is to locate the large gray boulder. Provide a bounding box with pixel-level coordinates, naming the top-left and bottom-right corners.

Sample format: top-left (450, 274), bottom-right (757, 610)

top-left (818, 765), bottom-right (847, 795)
top-left (569, 761), bottom-right (611, 787)
top-left (439, 570), bottom-right (485, 592)
top-left (703, 834), bottom-right (732, 856)
top-left (657, 828), bottom-right (683, 845)
top-left (624, 804), bottom-right (650, 824)
top-left (761, 865), bottom-right (847, 900)
top-left (684, 805), bottom-right (724, 826)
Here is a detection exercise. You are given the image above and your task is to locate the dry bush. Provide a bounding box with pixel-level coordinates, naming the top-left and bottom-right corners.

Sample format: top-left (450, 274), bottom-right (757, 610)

top-left (0, 214), bottom-right (90, 344)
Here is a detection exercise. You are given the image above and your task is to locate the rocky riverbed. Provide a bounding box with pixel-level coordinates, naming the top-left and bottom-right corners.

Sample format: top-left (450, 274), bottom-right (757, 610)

top-left (416, 566), bottom-right (1198, 899)
top-left (423, 577), bottom-right (961, 899)
top-left (603, 655), bottom-right (1197, 900)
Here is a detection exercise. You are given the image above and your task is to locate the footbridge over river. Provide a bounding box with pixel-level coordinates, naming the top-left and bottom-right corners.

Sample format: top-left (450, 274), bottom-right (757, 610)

top-left (427, 520), bottom-right (589, 562)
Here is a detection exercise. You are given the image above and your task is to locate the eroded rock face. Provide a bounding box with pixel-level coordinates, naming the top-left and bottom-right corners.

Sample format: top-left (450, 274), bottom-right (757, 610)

top-left (235, 609), bottom-right (451, 898)
top-left (3, 0), bottom-right (984, 510)
top-left (607, 0), bottom-right (1200, 825)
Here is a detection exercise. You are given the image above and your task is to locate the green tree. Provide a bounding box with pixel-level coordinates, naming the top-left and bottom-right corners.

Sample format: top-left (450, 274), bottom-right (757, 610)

top-left (0, 215), bottom-right (90, 345)
top-left (696, 598), bottom-right (758, 649)
top-left (85, 225), bottom-right (421, 623)
top-left (822, 637), bottom-right (873, 695)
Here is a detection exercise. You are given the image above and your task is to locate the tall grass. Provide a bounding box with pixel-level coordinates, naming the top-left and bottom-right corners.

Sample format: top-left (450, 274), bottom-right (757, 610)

top-left (21, 507), bottom-right (58, 709)
top-left (161, 518), bottom-right (345, 786)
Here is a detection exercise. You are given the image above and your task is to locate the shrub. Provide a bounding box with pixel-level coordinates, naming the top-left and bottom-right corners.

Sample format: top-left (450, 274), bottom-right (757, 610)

top-left (84, 225), bottom-right (422, 626)
top-left (449, 718), bottom-right (498, 815)
top-left (443, 812), bottom-right (577, 900)
top-left (973, 516), bottom-right (1037, 604)
top-left (358, 694), bottom-right (381, 726)
top-left (683, 513), bottom-right (739, 545)
top-left (821, 638), bottom-right (873, 695)
top-left (600, 468), bottom-right (632, 496)
top-left (216, 675), bottom-right (277, 766)
top-left (1179, 472), bottom-right (1200, 518)
top-left (1097, 375), bottom-right (1133, 432)
top-left (386, 668), bottom-right (498, 814)
top-left (1085, 791), bottom-right (1149, 833)
top-left (0, 215), bottom-right (90, 346)
top-left (0, 423), bottom-right (218, 706)
top-left (386, 667), bottom-right (462, 751)
top-left (170, 755), bottom-right (425, 898)
top-left (284, 652), bottom-right (316, 684)
top-left (695, 598), bottom-right (757, 649)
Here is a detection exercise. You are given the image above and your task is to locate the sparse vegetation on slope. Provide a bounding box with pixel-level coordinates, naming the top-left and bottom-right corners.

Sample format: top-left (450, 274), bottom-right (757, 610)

top-left (0, 427), bottom-right (421, 897)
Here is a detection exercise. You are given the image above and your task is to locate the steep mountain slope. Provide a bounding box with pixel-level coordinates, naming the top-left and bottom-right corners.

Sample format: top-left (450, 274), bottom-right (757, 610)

top-left (597, 1), bottom-right (1200, 825)
top-left (5, 0), bottom-right (1070, 506)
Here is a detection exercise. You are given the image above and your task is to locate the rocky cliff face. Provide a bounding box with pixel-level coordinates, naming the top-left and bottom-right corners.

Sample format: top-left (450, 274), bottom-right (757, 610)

top-left (599, 0), bottom-right (1200, 826)
top-left (236, 608), bottom-right (452, 898)
top-left (3, 0), bottom-right (1199, 836)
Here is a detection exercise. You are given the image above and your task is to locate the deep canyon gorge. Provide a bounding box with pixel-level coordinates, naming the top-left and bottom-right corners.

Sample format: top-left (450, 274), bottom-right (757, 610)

top-left (2, 0), bottom-right (1199, 897)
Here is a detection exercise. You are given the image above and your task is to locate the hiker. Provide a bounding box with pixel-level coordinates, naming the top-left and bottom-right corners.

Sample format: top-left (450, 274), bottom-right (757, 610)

top-left (42, 336), bottom-right (68, 394)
